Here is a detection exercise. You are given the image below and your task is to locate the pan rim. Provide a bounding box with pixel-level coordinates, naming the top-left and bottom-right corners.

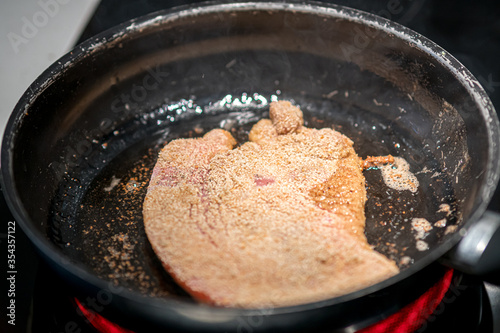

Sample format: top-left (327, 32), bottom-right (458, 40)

top-left (1, 0), bottom-right (499, 322)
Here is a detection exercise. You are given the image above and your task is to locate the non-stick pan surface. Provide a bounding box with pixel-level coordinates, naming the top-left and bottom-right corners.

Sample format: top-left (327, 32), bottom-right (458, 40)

top-left (51, 86), bottom-right (457, 295)
top-left (2, 1), bottom-right (499, 332)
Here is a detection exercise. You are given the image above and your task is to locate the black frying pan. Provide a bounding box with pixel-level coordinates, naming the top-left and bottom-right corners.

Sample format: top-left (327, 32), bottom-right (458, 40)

top-left (2, 1), bottom-right (500, 332)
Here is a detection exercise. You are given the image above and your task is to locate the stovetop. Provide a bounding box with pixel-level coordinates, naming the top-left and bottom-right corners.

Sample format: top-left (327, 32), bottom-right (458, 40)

top-left (23, 259), bottom-right (498, 332)
top-left (2, 0), bottom-right (500, 332)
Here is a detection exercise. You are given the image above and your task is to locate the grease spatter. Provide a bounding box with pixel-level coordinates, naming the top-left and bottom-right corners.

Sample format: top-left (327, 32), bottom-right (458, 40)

top-left (445, 225), bottom-right (458, 235)
top-left (411, 218), bottom-right (432, 239)
top-left (416, 240), bottom-right (429, 251)
top-left (104, 175), bottom-right (121, 192)
top-left (400, 256), bottom-right (412, 266)
top-left (379, 157), bottom-right (419, 193)
top-left (434, 218), bottom-right (447, 228)
top-left (438, 203), bottom-right (452, 216)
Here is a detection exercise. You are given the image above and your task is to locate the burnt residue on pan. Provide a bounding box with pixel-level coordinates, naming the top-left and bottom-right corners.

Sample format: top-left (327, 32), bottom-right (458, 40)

top-left (47, 93), bottom-right (459, 298)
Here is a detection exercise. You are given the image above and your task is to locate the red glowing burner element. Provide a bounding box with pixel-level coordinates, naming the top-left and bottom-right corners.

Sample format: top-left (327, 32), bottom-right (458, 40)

top-left (75, 269), bottom-right (454, 333)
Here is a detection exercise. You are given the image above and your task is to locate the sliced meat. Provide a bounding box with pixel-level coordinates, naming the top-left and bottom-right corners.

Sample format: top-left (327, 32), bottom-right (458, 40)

top-left (143, 101), bottom-right (399, 308)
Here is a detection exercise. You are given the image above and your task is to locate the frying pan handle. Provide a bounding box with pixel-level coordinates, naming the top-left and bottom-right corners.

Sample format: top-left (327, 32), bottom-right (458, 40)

top-left (444, 210), bottom-right (500, 278)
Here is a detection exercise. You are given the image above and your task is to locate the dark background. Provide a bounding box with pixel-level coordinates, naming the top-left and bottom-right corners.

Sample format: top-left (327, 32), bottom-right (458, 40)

top-left (1, 0), bottom-right (499, 332)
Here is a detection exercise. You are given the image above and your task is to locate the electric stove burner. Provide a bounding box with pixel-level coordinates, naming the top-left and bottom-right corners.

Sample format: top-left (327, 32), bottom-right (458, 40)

top-left (74, 298), bottom-right (134, 333)
top-left (28, 260), bottom-right (492, 332)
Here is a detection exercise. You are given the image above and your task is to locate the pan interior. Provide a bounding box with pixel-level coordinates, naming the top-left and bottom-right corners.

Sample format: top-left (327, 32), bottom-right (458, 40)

top-left (7, 4), bottom-right (490, 306)
top-left (47, 50), bottom-right (460, 299)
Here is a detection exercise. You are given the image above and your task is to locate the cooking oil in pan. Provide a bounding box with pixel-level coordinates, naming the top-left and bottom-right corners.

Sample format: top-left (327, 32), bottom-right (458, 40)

top-left (48, 93), bottom-right (458, 297)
